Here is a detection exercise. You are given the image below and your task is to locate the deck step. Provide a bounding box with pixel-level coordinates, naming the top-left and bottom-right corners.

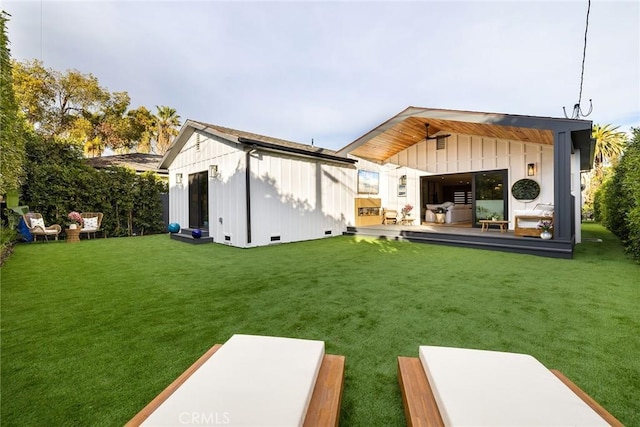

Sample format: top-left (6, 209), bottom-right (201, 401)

top-left (170, 228), bottom-right (214, 244)
top-left (344, 226), bottom-right (573, 258)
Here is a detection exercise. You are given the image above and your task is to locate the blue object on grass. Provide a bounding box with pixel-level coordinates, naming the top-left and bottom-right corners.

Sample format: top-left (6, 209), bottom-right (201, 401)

top-left (191, 228), bottom-right (202, 239)
top-left (167, 223), bottom-right (180, 233)
top-left (17, 217), bottom-right (33, 242)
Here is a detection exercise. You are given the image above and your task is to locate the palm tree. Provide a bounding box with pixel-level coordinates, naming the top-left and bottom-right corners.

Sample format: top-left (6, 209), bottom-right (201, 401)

top-left (155, 105), bottom-right (181, 155)
top-left (592, 124), bottom-right (627, 176)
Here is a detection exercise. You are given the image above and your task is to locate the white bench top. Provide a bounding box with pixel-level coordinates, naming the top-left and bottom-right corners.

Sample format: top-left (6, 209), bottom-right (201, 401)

top-left (419, 346), bottom-right (609, 426)
top-left (142, 334), bottom-right (325, 426)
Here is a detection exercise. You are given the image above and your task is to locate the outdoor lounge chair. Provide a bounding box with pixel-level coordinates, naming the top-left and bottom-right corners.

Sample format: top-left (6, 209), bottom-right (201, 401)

top-left (79, 212), bottom-right (103, 239)
top-left (398, 346), bottom-right (622, 427)
top-left (126, 334), bottom-right (345, 426)
top-left (383, 209), bottom-right (398, 225)
top-left (22, 212), bottom-right (61, 242)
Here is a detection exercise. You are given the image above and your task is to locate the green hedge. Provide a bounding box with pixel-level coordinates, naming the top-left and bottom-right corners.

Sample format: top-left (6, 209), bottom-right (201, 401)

top-left (20, 136), bottom-right (167, 238)
top-left (594, 128), bottom-right (640, 261)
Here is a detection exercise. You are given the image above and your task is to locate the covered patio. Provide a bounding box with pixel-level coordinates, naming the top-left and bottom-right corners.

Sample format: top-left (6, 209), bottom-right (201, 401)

top-left (339, 106), bottom-right (594, 258)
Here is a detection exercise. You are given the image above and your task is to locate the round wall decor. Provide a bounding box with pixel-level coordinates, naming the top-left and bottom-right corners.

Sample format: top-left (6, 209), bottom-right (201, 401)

top-left (511, 179), bottom-right (540, 201)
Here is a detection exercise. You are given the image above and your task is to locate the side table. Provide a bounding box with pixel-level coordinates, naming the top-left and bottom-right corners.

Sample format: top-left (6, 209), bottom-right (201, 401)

top-left (66, 228), bottom-right (80, 243)
top-left (480, 220), bottom-right (510, 233)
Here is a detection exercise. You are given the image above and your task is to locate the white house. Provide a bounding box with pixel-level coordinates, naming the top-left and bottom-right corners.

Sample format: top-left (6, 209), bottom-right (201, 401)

top-left (159, 121), bottom-right (357, 248)
top-left (160, 107), bottom-right (593, 257)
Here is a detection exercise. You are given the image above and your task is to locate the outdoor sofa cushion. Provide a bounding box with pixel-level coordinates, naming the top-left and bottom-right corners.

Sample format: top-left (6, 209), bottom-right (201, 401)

top-left (139, 334), bottom-right (325, 426)
top-left (82, 216), bottom-right (98, 230)
top-left (419, 346), bottom-right (609, 426)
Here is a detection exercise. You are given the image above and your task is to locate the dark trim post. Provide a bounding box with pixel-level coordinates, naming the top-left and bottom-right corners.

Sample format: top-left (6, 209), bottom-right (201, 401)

top-left (553, 131), bottom-right (573, 243)
top-left (246, 150), bottom-right (252, 244)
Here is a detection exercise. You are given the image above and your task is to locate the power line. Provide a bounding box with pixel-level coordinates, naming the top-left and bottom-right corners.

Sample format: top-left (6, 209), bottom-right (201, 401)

top-left (564, 0), bottom-right (593, 119)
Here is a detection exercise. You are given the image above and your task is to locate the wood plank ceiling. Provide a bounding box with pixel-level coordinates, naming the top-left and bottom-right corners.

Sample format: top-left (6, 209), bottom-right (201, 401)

top-left (349, 116), bottom-right (555, 163)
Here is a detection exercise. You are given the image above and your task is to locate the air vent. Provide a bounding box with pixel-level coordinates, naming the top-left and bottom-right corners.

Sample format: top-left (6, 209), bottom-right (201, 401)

top-left (324, 230), bottom-right (332, 235)
top-left (270, 235), bottom-right (281, 242)
top-left (224, 234), bottom-right (231, 241)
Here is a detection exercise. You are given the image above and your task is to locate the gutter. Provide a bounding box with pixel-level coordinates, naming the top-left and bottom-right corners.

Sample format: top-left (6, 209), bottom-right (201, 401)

top-left (237, 137), bottom-right (357, 165)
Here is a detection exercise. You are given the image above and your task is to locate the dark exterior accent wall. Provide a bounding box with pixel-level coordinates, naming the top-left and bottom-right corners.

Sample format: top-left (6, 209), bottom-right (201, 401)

top-left (554, 131), bottom-right (573, 244)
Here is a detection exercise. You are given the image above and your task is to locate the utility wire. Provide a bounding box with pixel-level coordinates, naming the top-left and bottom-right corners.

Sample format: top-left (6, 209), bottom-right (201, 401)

top-left (564, 0), bottom-right (593, 119)
top-left (577, 0), bottom-right (591, 107)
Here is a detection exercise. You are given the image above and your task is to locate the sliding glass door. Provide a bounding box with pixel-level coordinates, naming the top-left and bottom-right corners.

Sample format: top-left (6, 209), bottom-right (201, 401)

top-left (474, 170), bottom-right (508, 225)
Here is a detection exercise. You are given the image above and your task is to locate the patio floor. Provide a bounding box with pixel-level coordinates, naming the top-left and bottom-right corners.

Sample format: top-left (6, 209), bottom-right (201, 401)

top-left (345, 222), bottom-right (573, 258)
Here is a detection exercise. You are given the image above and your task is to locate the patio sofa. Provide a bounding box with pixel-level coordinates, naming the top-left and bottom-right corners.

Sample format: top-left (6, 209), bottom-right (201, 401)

top-left (513, 204), bottom-right (554, 237)
top-left (425, 202), bottom-right (472, 224)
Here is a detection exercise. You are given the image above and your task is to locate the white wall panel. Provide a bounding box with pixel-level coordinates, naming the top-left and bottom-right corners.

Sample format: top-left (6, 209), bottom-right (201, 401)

top-left (248, 151), bottom-right (354, 247)
top-left (384, 131), bottom-right (558, 227)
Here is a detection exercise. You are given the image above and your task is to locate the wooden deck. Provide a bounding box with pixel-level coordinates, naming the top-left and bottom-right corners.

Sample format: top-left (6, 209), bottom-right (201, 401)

top-left (127, 344), bottom-right (345, 426)
top-left (345, 223), bottom-right (574, 258)
top-left (397, 356), bottom-right (623, 427)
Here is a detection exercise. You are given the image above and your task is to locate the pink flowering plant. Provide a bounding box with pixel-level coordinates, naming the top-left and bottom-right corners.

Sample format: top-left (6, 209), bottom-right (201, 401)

top-left (401, 204), bottom-right (413, 219)
top-left (68, 211), bottom-right (83, 226)
top-left (537, 220), bottom-right (553, 232)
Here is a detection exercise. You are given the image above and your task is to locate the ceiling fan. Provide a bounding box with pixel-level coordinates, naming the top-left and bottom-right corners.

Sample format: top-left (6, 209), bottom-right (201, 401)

top-left (424, 123), bottom-right (451, 141)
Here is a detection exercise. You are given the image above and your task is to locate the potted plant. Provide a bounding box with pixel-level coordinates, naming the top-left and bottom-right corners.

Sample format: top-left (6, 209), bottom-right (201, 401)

top-left (68, 211), bottom-right (83, 230)
top-left (401, 204), bottom-right (413, 221)
top-left (537, 220), bottom-right (553, 240)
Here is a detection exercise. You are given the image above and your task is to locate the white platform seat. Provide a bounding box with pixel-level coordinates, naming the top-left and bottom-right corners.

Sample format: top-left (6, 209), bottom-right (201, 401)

top-left (419, 346), bottom-right (610, 426)
top-left (138, 334), bottom-right (325, 426)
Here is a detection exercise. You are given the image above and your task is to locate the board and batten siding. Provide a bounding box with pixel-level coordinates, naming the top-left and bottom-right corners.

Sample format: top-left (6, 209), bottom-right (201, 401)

top-left (380, 133), bottom-right (555, 225)
top-left (249, 151), bottom-right (356, 247)
top-left (168, 130), bottom-right (248, 244)
top-left (169, 129), bottom-right (356, 247)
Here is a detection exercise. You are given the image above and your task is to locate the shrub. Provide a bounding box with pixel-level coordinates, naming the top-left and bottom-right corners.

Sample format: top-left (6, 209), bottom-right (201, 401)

top-left (21, 136), bottom-right (167, 238)
top-left (596, 127), bottom-right (640, 261)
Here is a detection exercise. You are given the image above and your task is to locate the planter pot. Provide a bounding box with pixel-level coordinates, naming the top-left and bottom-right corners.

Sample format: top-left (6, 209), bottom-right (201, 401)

top-left (69, 224), bottom-right (77, 230)
top-left (540, 231), bottom-right (552, 240)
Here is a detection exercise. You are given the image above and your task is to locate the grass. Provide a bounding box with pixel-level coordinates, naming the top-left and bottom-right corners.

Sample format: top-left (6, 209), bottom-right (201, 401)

top-left (1, 223), bottom-right (638, 426)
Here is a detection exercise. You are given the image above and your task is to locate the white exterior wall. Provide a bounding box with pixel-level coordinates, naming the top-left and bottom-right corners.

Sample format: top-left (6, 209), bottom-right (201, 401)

top-left (168, 130), bottom-right (356, 248)
top-left (379, 133), bottom-right (555, 227)
top-left (168, 131), bottom-right (248, 245)
top-left (249, 151), bottom-right (356, 247)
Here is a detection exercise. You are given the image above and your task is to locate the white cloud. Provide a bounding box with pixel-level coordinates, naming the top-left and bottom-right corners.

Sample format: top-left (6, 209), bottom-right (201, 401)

top-left (5, 0), bottom-right (639, 150)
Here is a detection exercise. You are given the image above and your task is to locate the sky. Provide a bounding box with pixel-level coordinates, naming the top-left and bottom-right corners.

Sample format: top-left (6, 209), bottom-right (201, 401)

top-left (5, 0), bottom-right (640, 152)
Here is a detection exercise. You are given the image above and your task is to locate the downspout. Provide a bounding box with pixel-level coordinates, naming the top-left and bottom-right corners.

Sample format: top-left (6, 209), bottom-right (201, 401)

top-left (245, 150), bottom-right (252, 245)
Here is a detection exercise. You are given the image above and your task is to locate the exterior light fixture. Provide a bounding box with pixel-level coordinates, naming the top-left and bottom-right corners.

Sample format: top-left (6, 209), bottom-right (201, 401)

top-left (209, 164), bottom-right (218, 178)
top-left (527, 163), bottom-right (536, 176)
top-left (176, 173), bottom-right (183, 184)
top-left (399, 175), bottom-right (407, 186)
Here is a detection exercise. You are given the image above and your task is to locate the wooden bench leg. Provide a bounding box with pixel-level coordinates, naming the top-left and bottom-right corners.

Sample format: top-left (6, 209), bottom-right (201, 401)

top-left (398, 357), bottom-right (444, 427)
top-left (303, 354), bottom-right (345, 427)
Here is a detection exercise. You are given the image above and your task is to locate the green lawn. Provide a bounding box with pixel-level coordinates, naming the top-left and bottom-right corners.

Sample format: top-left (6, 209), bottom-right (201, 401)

top-left (1, 223), bottom-right (638, 426)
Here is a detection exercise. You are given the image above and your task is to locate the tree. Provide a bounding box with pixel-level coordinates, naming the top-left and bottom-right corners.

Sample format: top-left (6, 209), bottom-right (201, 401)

top-left (0, 11), bottom-right (26, 197)
top-left (126, 106), bottom-right (156, 154)
top-left (12, 59), bottom-right (109, 138)
top-left (582, 124), bottom-right (628, 219)
top-left (592, 124), bottom-right (627, 177)
top-left (12, 59), bottom-right (181, 156)
top-left (155, 105), bottom-right (181, 154)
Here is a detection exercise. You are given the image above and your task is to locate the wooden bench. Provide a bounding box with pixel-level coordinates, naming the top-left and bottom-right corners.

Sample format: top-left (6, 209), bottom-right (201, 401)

top-left (398, 352), bottom-right (622, 427)
top-left (127, 336), bottom-right (345, 426)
